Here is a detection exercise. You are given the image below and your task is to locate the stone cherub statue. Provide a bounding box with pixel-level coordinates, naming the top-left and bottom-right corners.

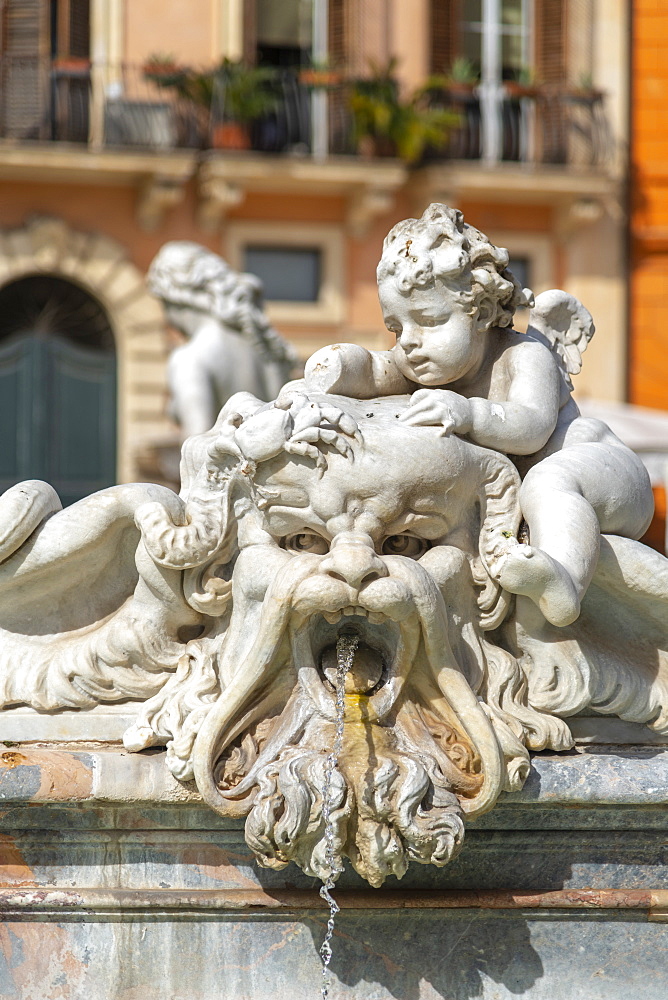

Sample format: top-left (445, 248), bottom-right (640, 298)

top-left (0, 206), bottom-right (666, 889)
top-left (303, 204), bottom-right (654, 628)
top-left (148, 241), bottom-right (299, 436)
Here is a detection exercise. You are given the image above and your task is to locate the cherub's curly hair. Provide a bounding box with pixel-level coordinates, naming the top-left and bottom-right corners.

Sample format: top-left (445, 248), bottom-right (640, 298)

top-left (377, 204), bottom-right (532, 329)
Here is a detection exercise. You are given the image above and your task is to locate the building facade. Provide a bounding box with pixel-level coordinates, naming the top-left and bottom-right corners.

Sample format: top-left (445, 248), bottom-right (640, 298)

top-left (0, 0), bottom-right (630, 495)
top-left (630, 0), bottom-right (668, 549)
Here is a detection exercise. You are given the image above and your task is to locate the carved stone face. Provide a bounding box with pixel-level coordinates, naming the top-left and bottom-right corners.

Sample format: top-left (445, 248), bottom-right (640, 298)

top-left (241, 413), bottom-right (478, 711)
top-left (258, 409), bottom-right (471, 552)
top-left (189, 396), bottom-right (529, 886)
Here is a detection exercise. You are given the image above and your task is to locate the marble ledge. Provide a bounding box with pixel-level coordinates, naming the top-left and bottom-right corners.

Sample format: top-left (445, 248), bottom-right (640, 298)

top-left (1, 743), bottom-right (668, 810)
top-left (1, 704), bottom-right (665, 746)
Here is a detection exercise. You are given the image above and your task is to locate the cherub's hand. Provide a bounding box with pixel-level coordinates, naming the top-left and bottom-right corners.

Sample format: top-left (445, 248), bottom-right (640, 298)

top-left (284, 396), bottom-right (359, 470)
top-left (399, 389), bottom-right (472, 436)
top-left (232, 393), bottom-right (359, 469)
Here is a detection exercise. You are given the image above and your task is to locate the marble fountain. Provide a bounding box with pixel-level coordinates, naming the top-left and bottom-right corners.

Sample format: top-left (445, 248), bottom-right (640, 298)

top-left (1, 205), bottom-right (667, 999)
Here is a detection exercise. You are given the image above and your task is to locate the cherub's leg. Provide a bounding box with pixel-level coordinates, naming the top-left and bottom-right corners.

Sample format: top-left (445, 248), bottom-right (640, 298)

top-left (497, 460), bottom-right (598, 626)
top-left (496, 443), bottom-right (653, 627)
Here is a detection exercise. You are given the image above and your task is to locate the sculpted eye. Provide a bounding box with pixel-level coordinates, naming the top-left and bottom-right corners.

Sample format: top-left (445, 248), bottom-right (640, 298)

top-left (381, 534), bottom-right (430, 559)
top-left (284, 532), bottom-right (330, 555)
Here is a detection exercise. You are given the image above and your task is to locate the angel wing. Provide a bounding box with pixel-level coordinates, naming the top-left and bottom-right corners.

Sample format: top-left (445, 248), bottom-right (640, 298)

top-left (526, 289), bottom-right (595, 388)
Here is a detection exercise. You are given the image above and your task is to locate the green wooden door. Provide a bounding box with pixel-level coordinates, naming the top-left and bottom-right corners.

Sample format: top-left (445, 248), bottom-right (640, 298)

top-left (0, 332), bottom-right (116, 506)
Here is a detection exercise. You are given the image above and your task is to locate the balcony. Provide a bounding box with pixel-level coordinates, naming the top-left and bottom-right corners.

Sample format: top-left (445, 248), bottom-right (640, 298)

top-left (0, 57), bottom-right (615, 170)
top-left (0, 57), bottom-right (621, 235)
top-left (428, 83), bottom-right (614, 170)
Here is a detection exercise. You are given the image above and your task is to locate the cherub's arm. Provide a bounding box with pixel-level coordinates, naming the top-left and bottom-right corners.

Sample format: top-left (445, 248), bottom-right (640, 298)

top-left (467, 340), bottom-right (561, 453)
top-left (304, 343), bottom-right (413, 398)
top-left (401, 339), bottom-right (562, 455)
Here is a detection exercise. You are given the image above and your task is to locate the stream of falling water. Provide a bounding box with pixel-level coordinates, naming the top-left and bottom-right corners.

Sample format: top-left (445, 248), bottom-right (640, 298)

top-left (319, 632), bottom-right (358, 999)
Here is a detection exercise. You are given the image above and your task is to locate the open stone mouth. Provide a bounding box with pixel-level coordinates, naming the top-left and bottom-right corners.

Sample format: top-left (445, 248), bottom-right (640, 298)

top-left (311, 614), bottom-right (397, 696)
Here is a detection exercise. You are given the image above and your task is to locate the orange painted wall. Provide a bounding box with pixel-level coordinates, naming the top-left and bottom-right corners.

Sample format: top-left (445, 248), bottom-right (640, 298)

top-left (630, 0), bottom-right (668, 411)
top-left (459, 202), bottom-right (553, 235)
top-left (0, 178), bottom-right (389, 354)
top-left (0, 181), bottom-right (349, 277)
top-left (0, 180), bottom-right (556, 356)
top-left (124, 0), bottom-right (215, 67)
top-left (0, 180), bottom-right (202, 275)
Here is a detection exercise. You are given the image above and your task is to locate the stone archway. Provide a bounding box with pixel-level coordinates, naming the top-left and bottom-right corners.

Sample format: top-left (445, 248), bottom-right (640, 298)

top-left (0, 217), bottom-right (170, 483)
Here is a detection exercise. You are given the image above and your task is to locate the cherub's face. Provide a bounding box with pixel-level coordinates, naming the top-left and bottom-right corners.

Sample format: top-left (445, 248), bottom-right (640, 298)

top-left (379, 277), bottom-right (483, 386)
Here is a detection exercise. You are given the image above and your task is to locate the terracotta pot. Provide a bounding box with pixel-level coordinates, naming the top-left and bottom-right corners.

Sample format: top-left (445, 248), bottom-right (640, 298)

top-left (504, 82), bottom-right (539, 99)
top-left (143, 63), bottom-right (180, 78)
top-left (52, 57), bottom-right (91, 75)
top-left (566, 88), bottom-right (604, 103)
top-left (357, 135), bottom-right (395, 159)
top-left (445, 83), bottom-right (477, 97)
top-left (211, 122), bottom-right (251, 150)
top-left (298, 70), bottom-right (341, 88)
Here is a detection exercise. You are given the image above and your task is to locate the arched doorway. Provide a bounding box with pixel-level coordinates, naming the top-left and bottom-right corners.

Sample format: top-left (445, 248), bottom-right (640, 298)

top-left (0, 274), bottom-right (117, 506)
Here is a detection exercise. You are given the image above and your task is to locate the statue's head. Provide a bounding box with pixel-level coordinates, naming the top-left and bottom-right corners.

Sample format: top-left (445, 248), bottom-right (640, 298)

top-left (147, 241), bottom-right (297, 366)
top-left (377, 204), bottom-right (531, 385)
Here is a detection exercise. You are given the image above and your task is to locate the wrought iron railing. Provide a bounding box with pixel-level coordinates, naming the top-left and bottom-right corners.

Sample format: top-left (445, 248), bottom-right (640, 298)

top-left (0, 58), bottom-right (613, 169)
top-left (426, 85), bottom-right (614, 167)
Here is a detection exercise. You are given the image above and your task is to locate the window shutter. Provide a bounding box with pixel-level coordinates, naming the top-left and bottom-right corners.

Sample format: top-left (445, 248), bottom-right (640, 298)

top-left (0, 0), bottom-right (49, 138)
top-left (0, 0), bottom-right (47, 57)
top-left (430, 0), bottom-right (458, 75)
top-left (328, 0), bottom-right (345, 67)
top-left (535, 0), bottom-right (566, 84)
top-left (243, 0), bottom-right (258, 63)
top-left (535, 0), bottom-right (567, 162)
top-left (68, 0), bottom-right (90, 59)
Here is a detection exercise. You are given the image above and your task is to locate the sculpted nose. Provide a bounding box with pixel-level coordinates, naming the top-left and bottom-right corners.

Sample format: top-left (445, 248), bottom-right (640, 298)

top-left (320, 532), bottom-right (388, 590)
top-left (399, 325), bottom-right (420, 352)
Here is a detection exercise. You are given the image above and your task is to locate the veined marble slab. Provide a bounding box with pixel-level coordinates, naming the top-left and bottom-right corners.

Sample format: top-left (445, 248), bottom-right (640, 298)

top-left (1, 746), bottom-right (668, 1000)
top-left (2, 705), bottom-right (666, 745)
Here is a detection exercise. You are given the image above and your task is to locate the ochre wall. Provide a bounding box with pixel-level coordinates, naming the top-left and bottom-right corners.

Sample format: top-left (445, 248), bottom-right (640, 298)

top-left (123, 0), bottom-right (215, 67)
top-left (630, 0), bottom-right (668, 411)
top-left (630, 0), bottom-right (668, 547)
top-left (0, 180), bottom-right (392, 356)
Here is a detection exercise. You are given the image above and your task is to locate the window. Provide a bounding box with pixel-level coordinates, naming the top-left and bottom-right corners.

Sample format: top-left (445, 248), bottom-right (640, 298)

top-left (508, 255), bottom-right (530, 292)
top-left (255, 0), bottom-right (313, 68)
top-left (460, 0), bottom-right (531, 82)
top-left (227, 222), bottom-right (344, 325)
top-left (461, 0), bottom-right (532, 161)
top-left (0, 0), bottom-right (90, 141)
top-left (489, 232), bottom-right (553, 332)
top-left (244, 246), bottom-right (321, 303)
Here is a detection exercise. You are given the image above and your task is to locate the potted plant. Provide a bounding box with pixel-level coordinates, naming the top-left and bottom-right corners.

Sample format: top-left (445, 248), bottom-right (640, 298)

top-left (143, 56), bottom-right (277, 149)
top-left (445, 56), bottom-right (479, 96)
top-left (210, 59), bottom-right (278, 148)
top-left (142, 54), bottom-right (183, 86)
top-left (52, 55), bottom-right (91, 76)
top-left (348, 59), bottom-right (458, 164)
top-left (299, 60), bottom-right (342, 89)
top-left (504, 66), bottom-right (540, 100)
top-left (567, 73), bottom-right (604, 103)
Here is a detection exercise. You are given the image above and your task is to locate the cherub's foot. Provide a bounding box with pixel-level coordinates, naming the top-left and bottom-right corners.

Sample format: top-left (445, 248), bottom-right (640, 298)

top-left (495, 543), bottom-right (581, 627)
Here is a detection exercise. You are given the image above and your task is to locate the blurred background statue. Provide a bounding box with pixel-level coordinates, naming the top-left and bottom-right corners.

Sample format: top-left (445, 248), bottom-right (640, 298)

top-left (148, 241), bottom-right (299, 437)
